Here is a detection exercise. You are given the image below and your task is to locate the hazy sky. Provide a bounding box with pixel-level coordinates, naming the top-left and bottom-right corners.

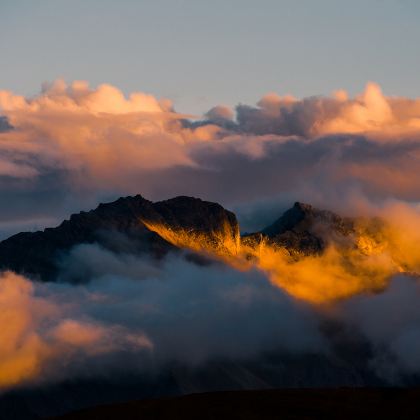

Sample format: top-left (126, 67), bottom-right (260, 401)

top-left (1, 0), bottom-right (420, 114)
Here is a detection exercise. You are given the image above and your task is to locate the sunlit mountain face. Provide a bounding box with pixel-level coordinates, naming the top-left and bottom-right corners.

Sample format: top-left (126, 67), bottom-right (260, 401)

top-left (1, 82), bottom-right (420, 419)
top-left (1, 195), bottom-right (418, 303)
top-left (142, 199), bottom-right (418, 303)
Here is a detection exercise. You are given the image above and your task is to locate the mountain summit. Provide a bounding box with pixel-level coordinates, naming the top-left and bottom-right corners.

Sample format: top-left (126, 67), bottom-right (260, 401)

top-left (0, 195), bottom-right (385, 284)
top-left (0, 195), bottom-right (239, 281)
top-left (259, 201), bottom-right (355, 256)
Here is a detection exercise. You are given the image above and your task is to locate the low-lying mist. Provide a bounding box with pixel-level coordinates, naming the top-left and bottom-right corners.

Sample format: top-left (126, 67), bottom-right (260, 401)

top-left (1, 244), bottom-right (420, 392)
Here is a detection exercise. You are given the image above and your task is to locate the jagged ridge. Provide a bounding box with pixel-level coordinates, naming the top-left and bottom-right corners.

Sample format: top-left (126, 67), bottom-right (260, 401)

top-left (0, 196), bottom-right (375, 282)
top-left (0, 195), bottom-right (240, 281)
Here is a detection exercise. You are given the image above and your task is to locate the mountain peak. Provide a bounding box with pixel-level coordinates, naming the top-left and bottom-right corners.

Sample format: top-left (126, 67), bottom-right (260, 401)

top-left (258, 201), bottom-right (355, 256)
top-left (293, 201), bottom-right (314, 212)
top-left (262, 201), bottom-right (312, 237)
top-left (0, 196), bottom-right (359, 282)
top-left (0, 194), bottom-right (239, 281)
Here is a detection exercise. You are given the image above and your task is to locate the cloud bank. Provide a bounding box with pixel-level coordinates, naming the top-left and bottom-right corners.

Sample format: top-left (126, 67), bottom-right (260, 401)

top-left (1, 80), bottom-right (420, 236)
top-left (1, 247), bottom-right (420, 392)
top-left (0, 251), bottom-right (324, 391)
top-left (0, 270), bottom-right (152, 391)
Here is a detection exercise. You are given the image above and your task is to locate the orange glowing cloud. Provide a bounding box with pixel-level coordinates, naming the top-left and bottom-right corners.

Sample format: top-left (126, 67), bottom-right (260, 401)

top-left (0, 271), bottom-right (152, 391)
top-left (0, 79), bottom-right (168, 115)
top-left (235, 82), bottom-right (420, 137)
top-left (252, 208), bottom-right (420, 303)
top-left (319, 83), bottom-right (394, 135)
top-left (0, 80), bottom-right (199, 189)
top-left (0, 272), bottom-right (52, 389)
top-left (0, 80), bottom-right (419, 189)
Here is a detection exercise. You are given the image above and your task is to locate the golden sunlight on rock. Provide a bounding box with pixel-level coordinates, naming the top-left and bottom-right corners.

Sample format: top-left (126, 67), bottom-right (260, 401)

top-left (142, 212), bottom-right (420, 304)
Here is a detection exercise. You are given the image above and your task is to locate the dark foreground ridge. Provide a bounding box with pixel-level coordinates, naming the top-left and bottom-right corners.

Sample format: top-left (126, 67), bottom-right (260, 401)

top-left (0, 194), bottom-right (357, 281)
top-left (49, 388), bottom-right (420, 420)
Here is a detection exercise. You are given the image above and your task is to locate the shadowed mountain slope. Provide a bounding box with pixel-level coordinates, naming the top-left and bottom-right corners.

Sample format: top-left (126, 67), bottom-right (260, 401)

top-left (242, 201), bottom-right (361, 258)
top-left (0, 196), bottom-right (380, 283)
top-left (0, 195), bottom-right (239, 281)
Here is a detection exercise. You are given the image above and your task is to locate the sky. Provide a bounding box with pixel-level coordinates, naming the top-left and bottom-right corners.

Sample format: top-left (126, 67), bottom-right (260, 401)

top-left (1, 0), bottom-right (420, 114)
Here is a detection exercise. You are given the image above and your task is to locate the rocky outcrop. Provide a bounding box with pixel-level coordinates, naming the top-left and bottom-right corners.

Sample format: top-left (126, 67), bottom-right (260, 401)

top-left (242, 202), bottom-right (357, 258)
top-left (0, 195), bottom-right (239, 281)
top-left (0, 196), bottom-right (381, 281)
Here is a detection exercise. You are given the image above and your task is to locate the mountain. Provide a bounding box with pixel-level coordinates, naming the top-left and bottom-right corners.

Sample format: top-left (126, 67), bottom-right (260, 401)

top-left (242, 201), bottom-right (357, 257)
top-left (0, 352), bottom-right (388, 420)
top-left (0, 196), bottom-right (376, 282)
top-left (48, 388), bottom-right (420, 420)
top-left (0, 196), bottom-right (415, 420)
top-left (0, 195), bottom-right (239, 281)
top-left (261, 201), bottom-right (355, 254)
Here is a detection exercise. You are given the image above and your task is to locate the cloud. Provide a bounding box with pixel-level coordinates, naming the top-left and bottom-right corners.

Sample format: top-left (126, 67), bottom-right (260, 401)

top-left (235, 83), bottom-right (420, 137)
top-left (0, 79), bottom-right (169, 115)
top-left (0, 117), bottom-right (12, 133)
top-left (343, 275), bottom-right (420, 382)
top-left (0, 80), bottom-right (192, 178)
top-left (3, 244), bottom-right (420, 391)
top-left (0, 270), bottom-right (152, 392)
top-left (62, 248), bottom-right (325, 364)
top-left (1, 80), bottom-right (420, 238)
top-left (0, 248), bottom-right (327, 391)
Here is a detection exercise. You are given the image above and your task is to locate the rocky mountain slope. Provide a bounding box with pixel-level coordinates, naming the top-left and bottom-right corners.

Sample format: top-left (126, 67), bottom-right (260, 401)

top-left (0, 196), bottom-right (417, 420)
top-left (0, 196), bottom-right (382, 282)
top-left (242, 201), bottom-right (359, 258)
top-left (0, 195), bottom-right (239, 281)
